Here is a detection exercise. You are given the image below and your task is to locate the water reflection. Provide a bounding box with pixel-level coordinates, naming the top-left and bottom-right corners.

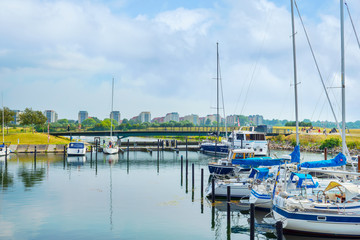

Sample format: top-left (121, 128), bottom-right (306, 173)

top-left (67, 156), bottom-right (86, 166)
top-left (0, 158), bottom-right (14, 191)
top-left (17, 166), bottom-right (45, 190)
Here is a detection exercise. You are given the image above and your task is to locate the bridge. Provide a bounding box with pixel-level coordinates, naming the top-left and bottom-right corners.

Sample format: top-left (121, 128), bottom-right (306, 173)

top-left (50, 127), bottom-right (292, 138)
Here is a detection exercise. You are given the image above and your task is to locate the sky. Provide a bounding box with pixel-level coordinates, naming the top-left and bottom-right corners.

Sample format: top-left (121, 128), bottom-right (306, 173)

top-left (1, 0), bottom-right (360, 122)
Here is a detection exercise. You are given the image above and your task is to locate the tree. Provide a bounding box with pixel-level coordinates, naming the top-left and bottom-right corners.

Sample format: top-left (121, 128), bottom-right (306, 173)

top-left (19, 108), bottom-right (47, 131)
top-left (81, 118), bottom-right (97, 127)
top-left (0, 107), bottom-right (15, 126)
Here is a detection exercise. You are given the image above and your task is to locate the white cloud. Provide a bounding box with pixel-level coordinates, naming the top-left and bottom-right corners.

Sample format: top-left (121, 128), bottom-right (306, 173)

top-left (0, 0), bottom-right (359, 122)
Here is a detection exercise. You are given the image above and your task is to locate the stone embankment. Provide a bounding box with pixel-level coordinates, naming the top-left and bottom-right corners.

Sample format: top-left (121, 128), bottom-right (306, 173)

top-left (8, 144), bottom-right (67, 153)
top-left (269, 141), bottom-right (360, 156)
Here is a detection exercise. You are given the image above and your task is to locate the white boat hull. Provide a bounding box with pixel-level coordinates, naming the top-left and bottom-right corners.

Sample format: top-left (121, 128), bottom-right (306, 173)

top-left (103, 147), bottom-right (119, 155)
top-left (273, 205), bottom-right (360, 237)
top-left (249, 189), bottom-right (272, 210)
top-left (206, 181), bottom-right (251, 198)
top-left (0, 148), bottom-right (11, 156)
top-left (67, 148), bottom-right (86, 156)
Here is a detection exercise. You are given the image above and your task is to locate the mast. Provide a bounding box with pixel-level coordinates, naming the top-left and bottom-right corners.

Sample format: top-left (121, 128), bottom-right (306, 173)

top-left (215, 42), bottom-right (219, 157)
top-left (291, 0), bottom-right (299, 146)
top-left (2, 93), bottom-right (4, 144)
top-left (340, 0), bottom-right (346, 155)
top-left (111, 78), bottom-right (114, 139)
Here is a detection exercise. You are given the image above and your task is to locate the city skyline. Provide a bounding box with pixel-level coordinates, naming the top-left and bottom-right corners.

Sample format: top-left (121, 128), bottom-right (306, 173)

top-left (1, 1), bottom-right (360, 122)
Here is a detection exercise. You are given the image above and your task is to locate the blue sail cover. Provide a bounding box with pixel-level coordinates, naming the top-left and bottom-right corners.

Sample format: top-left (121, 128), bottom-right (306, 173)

top-left (248, 168), bottom-right (269, 180)
top-left (299, 152), bottom-right (347, 169)
top-left (290, 145), bottom-right (300, 163)
top-left (232, 157), bottom-right (283, 167)
top-left (289, 172), bottom-right (319, 189)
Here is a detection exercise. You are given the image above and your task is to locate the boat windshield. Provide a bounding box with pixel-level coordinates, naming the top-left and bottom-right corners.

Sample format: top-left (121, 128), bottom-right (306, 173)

top-left (69, 143), bottom-right (85, 149)
top-left (246, 134), bottom-right (265, 141)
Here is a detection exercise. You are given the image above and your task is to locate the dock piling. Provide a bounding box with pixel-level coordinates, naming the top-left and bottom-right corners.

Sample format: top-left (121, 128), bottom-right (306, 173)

top-left (276, 221), bottom-right (283, 240)
top-left (250, 203), bottom-right (255, 240)
top-left (5, 146), bottom-right (7, 162)
top-left (211, 177), bottom-right (215, 203)
top-left (63, 145), bottom-right (66, 160)
top-left (201, 168), bottom-right (204, 197)
top-left (186, 137), bottom-right (188, 160)
top-left (227, 186), bottom-right (231, 225)
top-left (192, 163), bottom-right (195, 190)
top-left (90, 145), bottom-right (93, 161)
top-left (324, 147), bottom-right (327, 160)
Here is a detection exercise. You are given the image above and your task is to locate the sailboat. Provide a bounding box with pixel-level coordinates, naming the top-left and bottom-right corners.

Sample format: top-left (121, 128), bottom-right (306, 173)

top-left (103, 78), bottom-right (119, 155)
top-left (0, 95), bottom-right (10, 157)
top-left (271, 1), bottom-right (360, 237)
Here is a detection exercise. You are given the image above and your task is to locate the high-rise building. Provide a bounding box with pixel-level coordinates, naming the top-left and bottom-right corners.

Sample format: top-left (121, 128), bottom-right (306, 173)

top-left (110, 111), bottom-right (121, 124)
top-left (248, 115), bottom-right (263, 126)
top-left (78, 111), bottom-right (88, 124)
top-left (44, 110), bottom-right (58, 123)
top-left (139, 111), bottom-right (151, 123)
top-left (164, 112), bottom-right (179, 122)
top-left (11, 110), bottom-right (22, 125)
top-left (183, 114), bottom-right (199, 125)
top-left (151, 117), bottom-right (164, 123)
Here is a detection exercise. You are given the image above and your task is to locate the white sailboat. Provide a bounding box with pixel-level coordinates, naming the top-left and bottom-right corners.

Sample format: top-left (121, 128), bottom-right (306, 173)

top-left (0, 94), bottom-right (10, 157)
top-left (103, 78), bottom-right (119, 155)
top-left (272, 1), bottom-right (360, 237)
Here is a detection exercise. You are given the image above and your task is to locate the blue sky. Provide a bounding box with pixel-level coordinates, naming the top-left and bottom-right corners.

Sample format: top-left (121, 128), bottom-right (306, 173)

top-left (1, 0), bottom-right (360, 122)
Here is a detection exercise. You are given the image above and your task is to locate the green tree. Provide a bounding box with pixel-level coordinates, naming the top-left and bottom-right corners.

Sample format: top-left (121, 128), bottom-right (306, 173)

top-left (19, 108), bottom-right (47, 131)
top-left (0, 107), bottom-right (15, 126)
top-left (81, 118), bottom-right (97, 127)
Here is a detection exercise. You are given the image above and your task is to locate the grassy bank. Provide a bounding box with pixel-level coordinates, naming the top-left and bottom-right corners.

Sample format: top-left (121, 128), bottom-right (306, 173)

top-left (2, 132), bottom-right (70, 145)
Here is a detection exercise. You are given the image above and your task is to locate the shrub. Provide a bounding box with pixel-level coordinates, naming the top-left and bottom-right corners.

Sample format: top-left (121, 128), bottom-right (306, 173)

top-left (319, 138), bottom-right (340, 150)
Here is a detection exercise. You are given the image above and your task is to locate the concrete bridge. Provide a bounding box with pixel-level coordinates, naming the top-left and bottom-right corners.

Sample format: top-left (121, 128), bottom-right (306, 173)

top-left (50, 127), bottom-right (292, 138)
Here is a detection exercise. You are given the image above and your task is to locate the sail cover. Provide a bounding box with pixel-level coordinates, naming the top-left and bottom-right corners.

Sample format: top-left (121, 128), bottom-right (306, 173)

top-left (298, 152), bottom-right (346, 169)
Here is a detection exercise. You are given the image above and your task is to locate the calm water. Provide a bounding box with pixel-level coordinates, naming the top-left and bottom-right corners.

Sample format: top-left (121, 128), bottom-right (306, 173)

top-left (0, 150), bottom-right (340, 240)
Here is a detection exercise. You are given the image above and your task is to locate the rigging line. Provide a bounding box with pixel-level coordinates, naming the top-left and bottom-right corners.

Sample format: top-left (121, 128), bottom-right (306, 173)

top-left (219, 58), bottom-right (227, 136)
top-left (240, 9), bottom-right (273, 115)
top-left (294, 1), bottom-right (343, 137)
top-left (345, 1), bottom-right (360, 50)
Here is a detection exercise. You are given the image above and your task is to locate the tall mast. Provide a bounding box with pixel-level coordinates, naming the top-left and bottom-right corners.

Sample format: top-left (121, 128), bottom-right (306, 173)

top-left (291, 0), bottom-right (299, 146)
top-left (2, 93), bottom-right (4, 144)
top-left (111, 78), bottom-right (114, 138)
top-left (340, 0), bottom-right (346, 155)
top-left (216, 42), bottom-right (219, 141)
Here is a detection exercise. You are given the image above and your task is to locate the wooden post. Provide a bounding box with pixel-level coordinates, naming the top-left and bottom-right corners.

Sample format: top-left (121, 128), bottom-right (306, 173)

top-left (127, 139), bottom-right (130, 160)
top-left (250, 203), bottom-right (255, 240)
top-left (181, 155), bottom-right (183, 176)
top-left (95, 140), bottom-right (98, 160)
top-left (5, 146), bottom-right (7, 162)
top-left (63, 145), bottom-right (66, 160)
top-left (227, 186), bottom-right (231, 225)
top-left (276, 221), bottom-right (283, 240)
top-left (201, 168), bottom-right (204, 197)
top-left (157, 139), bottom-right (160, 157)
top-left (358, 156), bottom-right (360, 173)
top-left (186, 137), bottom-right (188, 160)
top-left (324, 147), bottom-right (327, 160)
top-left (211, 177), bottom-right (215, 203)
top-left (186, 158), bottom-right (188, 179)
top-left (90, 145), bottom-right (93, 161)
top-left (192, 163), bottom-right (195, 190)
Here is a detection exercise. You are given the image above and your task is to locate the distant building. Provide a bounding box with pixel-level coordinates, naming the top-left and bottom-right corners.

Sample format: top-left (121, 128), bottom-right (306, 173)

top-left (130, 116), bottom-right (139, 123)
top-left (226, 115), bottom-right (241, 127)
top-left (139, 111), bottom-right (151, 123)
top-left (110, 111), bottom-right (121, 124)
top-left (199, 117), bottom-right (205, 126)
top-left (152, 117), bottom-right (164, 123)
top-left (11, 110), bottom-right (22, 125)
top-left (44, 110), bottom-right (58, 123)
top-left (248, 115), bottom-right (263, 126)
top-left (165, 112), bottom-right (179, 122)
top-left (183, 114), bottom-right (199, 125)
top-left (78, 111), bottom-right (88, 124)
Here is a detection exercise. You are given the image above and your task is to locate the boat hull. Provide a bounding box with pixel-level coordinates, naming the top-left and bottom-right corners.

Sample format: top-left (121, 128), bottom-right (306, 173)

top-left (206, 181), bottom-right (251, 198)
top-left (103, 147), bottom-right (119, 155)
top-left (249, 189), bottom-right (272, 210)
top-left (200, 143), bottom-right (229, 156)
top-left (273, 205), bottom-right (360, 238)
top-left (208, 164), bottom-right (235, 175)
top-left (67, 148), bottom-right (86, 156)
